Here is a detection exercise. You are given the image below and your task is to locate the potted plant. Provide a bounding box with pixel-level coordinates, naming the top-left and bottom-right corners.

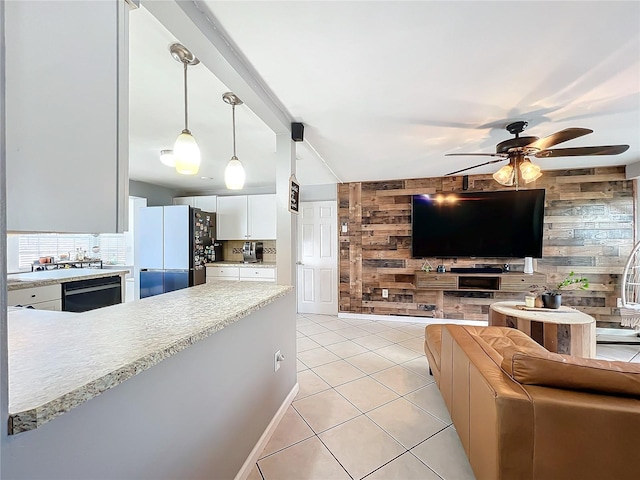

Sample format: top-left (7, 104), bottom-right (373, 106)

top-left (534, 272), bottom-right (589, 309)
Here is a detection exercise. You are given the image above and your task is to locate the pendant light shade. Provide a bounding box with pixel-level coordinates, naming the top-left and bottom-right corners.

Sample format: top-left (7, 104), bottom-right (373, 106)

top-left (174, 130), bottom-right (201, 174)
top-left (170, 43), bottom-right (200, 175)
top-left (225, 156), bottom-right (245, 190)
top-left (223, 92), bottom-right (246, 190)
top-left (493, 163), bottom-right (515, 186)
top-left (519, 157), bottom-right (542, 183)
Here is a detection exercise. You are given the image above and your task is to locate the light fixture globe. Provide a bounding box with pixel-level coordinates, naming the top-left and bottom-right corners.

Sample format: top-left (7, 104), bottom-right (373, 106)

top-left (519, 157), bottom-right (542, 183)
top-left (493, 163), bottom-right (514, 186)
top-left (225, 156), bottom-right (245, 190)
top-left (174, 130), bottom-right (201, 175)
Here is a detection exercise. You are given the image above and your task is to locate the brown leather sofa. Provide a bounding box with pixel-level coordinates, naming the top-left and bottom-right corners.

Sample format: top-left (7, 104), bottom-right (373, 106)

top-left (424, 324), bottom-right (640, 480)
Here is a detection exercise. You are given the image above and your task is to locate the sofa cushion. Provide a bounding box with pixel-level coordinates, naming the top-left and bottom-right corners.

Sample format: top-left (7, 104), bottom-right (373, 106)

top-left (501, 347), bottom-right (640, 398)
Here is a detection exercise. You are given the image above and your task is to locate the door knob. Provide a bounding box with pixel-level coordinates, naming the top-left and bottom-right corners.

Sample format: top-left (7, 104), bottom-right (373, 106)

top-left (296, 261), bottom-right (303, 265)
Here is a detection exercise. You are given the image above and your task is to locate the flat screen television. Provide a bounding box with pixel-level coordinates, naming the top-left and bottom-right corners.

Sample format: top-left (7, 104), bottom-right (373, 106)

top-left (411, 189), bottom-right (545, 258)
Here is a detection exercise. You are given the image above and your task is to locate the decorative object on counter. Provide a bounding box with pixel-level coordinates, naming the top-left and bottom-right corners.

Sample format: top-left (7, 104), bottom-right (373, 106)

top-left (160, 149), bottom-right (175, 167)
top-left (524, 256), bottom-right (534, 274)
top-left (529, 272), bottom-right (590, 309)
top-left (170, 42), bottom-right (201, 175)
top-left (223, 92), bottom-right (246, 190)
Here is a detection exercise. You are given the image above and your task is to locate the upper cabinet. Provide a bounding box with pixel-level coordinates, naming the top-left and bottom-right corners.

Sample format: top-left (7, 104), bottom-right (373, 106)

top-left (216, 194), bottom-right (277, 240)
top-left (173, 195), bottom-right (218, 212)
top-left (5, 0), bottom-right (130, 233)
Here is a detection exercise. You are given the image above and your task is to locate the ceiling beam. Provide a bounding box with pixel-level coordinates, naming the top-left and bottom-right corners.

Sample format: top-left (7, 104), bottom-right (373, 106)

top-left (142, 0), bottom-right (292, 135)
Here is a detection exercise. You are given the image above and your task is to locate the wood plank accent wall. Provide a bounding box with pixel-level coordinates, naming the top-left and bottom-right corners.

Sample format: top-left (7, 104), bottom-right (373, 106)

top-left (338, 166), bottom-right (635, 327)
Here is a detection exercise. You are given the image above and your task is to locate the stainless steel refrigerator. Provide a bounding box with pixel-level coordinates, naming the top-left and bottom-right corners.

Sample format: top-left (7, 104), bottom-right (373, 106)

top-left (139, 205), bottom-right (214, 298)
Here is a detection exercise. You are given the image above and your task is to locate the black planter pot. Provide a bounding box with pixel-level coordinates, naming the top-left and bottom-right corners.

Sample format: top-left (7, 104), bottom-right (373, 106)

top-left (542, 293), bottom-right (562, 309)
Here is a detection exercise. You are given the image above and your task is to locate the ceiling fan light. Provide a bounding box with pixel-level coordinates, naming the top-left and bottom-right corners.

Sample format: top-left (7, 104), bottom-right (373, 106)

top-left (160, 149), bottom-right (175, 167)
top-left (493, 164), bottom-right (514, 185)
top-left (174, 130), bottom-right (201, 175)
top-left (225, 156), bottom-right (245, 190)
top-left (524, 167), bottom-right (542, 183)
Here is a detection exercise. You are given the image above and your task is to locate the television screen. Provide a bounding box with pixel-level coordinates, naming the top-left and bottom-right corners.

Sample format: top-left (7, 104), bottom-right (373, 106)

top-left (411, 189), bottom-right (545, 258)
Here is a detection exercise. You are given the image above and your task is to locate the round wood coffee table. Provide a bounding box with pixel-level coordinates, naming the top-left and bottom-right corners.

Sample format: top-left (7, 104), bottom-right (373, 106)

top-left (489, 301), bottom-right (596, 358)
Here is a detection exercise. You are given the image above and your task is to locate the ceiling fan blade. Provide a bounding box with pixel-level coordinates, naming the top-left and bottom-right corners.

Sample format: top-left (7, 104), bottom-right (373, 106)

top-left (445, 153), bottom-right (503, 157)
top-left (526, 128), bottom-right (593, 150)
top-left (445, 158), bottom-right (506, 176)
top-left (535, 145), bottom-right (630, 158)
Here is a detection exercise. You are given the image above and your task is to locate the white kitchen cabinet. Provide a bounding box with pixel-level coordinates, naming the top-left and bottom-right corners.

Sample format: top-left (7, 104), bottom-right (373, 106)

top-left (248, 195), bottom-right (277, 240)
top-left (172, 196), bottom-right (217, 212)
top-left (216, 195), bottom-right (276, 240)
top-left (239, 267), bottom-right (276, 282)
top-left (5, 0), bottom-right (129, 233)
top-left (216, 196), bottom-right (249, 240)
top-left (194, 196), bottom-right (218, 213)
top-left (8, 285), bottom-right (62, 311)
top-left (206, 266), bottom-right (240, 282)
top-left (206, 266), bottom-right (276, 283)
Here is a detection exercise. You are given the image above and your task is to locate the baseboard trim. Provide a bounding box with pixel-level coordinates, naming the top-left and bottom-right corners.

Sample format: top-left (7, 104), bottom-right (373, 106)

top-left (338, 312), bottom-right (488, 326)
top-left (234, 382), bottom-right (300, 480)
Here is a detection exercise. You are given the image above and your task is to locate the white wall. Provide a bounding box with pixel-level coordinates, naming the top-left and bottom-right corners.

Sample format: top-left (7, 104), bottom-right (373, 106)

top-left (1, 292), bottom-right (296, 479)
top-left (300, 183), bottom-right (337, 202)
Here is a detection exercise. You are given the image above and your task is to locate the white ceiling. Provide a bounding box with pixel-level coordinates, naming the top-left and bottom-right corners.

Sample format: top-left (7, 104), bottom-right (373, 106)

top-left (129, 1), bottom-right (640, 193)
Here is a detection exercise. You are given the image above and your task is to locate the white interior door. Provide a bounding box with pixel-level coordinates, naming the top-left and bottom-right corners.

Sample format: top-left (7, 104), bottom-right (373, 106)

top-left (297, 201), bottom-right (338, 314)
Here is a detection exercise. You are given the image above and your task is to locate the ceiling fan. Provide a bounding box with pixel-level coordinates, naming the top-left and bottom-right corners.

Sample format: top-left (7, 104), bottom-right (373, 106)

top-left (445, 121), bottom-right (629, 186)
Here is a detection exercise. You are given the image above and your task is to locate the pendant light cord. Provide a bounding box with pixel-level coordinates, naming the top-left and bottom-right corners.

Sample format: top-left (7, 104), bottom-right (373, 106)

top-left (183, 62), bottom-right (189, 131)
top-left (232, 103), bottom-right (237, 157)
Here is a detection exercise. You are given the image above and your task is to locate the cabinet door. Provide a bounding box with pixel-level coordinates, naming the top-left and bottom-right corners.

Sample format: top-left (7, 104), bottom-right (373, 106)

top-left (5, 0), bottom-right (129, 233)
top-left (248, 194), bottom-right (277, 240)
top-left (216, 196), bottom-right (248, 240)
top-left (194, 195), bottom-right (218, 213)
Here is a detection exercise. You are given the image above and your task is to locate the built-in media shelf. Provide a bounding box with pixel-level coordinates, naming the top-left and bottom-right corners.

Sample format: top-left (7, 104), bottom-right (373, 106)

top-left (415, 271), bottom-right (546, 292)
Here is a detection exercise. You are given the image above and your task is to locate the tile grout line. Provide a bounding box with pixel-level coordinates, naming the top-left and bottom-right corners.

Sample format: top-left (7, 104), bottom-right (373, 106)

top-left (261, 316), bottom-right (451, 479)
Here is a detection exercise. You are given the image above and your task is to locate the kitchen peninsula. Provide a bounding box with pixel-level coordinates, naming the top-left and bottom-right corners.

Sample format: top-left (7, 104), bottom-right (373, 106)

top-left (3, 281), bottom-right (296, 480)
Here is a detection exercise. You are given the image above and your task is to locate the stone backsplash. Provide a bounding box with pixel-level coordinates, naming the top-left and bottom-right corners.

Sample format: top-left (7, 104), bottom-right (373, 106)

top-left (222, 240), bottom-right (276, 263)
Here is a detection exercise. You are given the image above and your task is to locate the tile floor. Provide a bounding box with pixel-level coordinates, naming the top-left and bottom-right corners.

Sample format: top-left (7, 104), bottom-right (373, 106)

top-left (247, 314), bottom-right (640, 480)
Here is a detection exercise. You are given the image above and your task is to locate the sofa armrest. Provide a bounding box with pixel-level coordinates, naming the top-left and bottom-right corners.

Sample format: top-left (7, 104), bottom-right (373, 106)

top-left (441, 325), bottom-right (535, 480)
top-left (501, 347), bottom-right (640, 398)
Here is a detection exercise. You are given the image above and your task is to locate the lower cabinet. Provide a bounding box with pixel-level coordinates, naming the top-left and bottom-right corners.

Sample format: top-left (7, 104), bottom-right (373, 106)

top-left (8, 284), bottom-right (62, 311)
top-left (206, 266), bottom-right (276, 283)
top-left (206, 266), bottom-right (240, 282)
top-left (239, 268), bottom-right (276, 282)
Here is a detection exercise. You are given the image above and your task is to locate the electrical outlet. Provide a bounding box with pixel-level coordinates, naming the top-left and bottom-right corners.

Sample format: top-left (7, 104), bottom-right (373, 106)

top-left (274, 350), bottom-right (284, 372)
top-left (382, 288), bottom-right (389, 298)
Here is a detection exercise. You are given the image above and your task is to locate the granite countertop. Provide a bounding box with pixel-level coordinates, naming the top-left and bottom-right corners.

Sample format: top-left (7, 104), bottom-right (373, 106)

top-left (7, 268), bottom-right (129, 291)
top-left (205, 262), bottom-right (277, 268)
top-left (8, 281), bottom-right (292, 434)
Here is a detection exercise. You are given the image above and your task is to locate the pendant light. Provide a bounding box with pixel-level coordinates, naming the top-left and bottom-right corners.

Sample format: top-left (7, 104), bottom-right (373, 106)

top-left (170, 43), bottom-right (201, 175)
top-left (223, 92), bottom-right (246, 190)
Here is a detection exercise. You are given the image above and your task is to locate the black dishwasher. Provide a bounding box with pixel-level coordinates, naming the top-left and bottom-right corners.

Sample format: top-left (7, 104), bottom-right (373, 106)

top-left (62, 275), bottom-right (122, 312)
